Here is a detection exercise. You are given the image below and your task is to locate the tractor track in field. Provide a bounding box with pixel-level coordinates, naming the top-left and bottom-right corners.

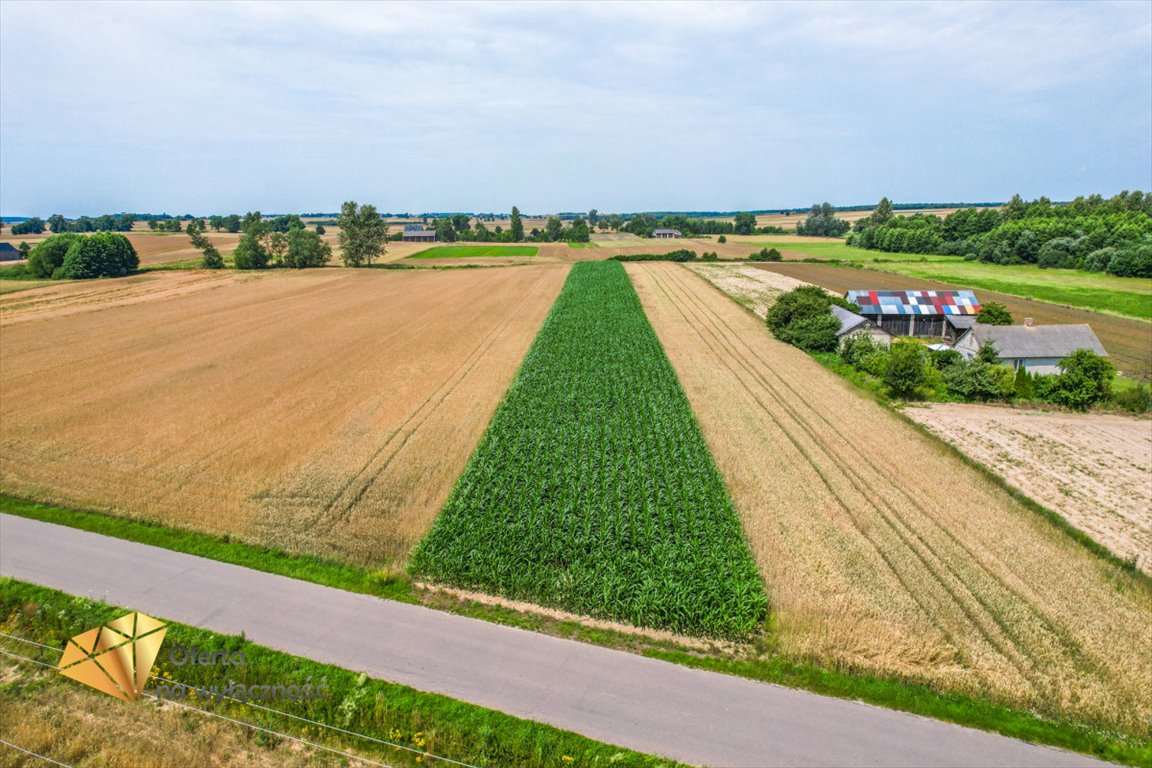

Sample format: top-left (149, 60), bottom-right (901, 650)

top-left (630, 263), bottom-right (1135, 720)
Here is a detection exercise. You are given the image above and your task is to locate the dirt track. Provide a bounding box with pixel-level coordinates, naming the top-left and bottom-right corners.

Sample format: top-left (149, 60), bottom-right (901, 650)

top-left (752, 262), bottom-right (1152, 379)
top-left (626, 262), bottom-right (1152, 734)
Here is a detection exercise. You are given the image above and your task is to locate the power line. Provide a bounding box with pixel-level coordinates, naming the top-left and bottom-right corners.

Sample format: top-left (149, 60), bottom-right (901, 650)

top-left (0, 631), bottom-right (474, 766)
top-left (0, 739), bottom-right (73, 767)
top-left (0, 640), bottom-right (463, 768)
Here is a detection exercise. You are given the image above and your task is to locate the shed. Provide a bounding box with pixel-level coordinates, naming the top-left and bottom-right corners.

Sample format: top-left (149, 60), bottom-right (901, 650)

top-left (0, 242), bottom-right (21, 261)
top-left (954, 322), bottom-right (1107, 375)
top-left (845, 289), bottom-right (981, 338)
top-left (652, 228), bottom-right (681, 239)
top-left (831, 305), bottom-right (891, 346)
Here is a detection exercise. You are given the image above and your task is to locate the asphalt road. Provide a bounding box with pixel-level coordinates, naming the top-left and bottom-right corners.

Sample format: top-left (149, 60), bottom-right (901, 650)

top-left (0, 513), bottom-right (1113, 768)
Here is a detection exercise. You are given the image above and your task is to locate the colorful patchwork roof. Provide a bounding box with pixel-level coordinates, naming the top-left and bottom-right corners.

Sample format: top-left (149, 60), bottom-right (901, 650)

top-left (845, 290), bottom-right (981, 316)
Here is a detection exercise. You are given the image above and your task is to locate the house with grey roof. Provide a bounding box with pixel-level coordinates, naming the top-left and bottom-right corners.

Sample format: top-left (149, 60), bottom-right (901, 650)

top-left (401, 226), bottom-right (437, 242)
top-left (954, 320), bottom-right (1107, 375)
top-left (831, 305), bottom-right (891, 346)
top-left (652, 228), bottom-right (681, 239)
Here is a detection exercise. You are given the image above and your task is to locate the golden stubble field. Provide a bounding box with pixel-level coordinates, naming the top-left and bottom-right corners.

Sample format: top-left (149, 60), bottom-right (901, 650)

top-left (0, 265), bottom-right (567, 566)
top-left (626, 262), bottom-right (1152, 734)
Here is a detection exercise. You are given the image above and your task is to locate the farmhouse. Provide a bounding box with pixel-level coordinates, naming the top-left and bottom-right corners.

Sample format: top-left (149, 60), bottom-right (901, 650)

top-left (652, 228), bottom-right (682, 239)
top-left (955, 320), bottom-right (1107, 374)
top-left (0, 242), bottom-right (22, 261)
top-left (832, 305), bottom-right (891, 346)
top-left (845, 289), bottom-right (981, 338)
top-left (402, 225), bottom-right (437, 243)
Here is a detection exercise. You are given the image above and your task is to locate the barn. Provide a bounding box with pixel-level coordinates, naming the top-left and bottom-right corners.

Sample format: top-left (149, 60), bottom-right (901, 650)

top-left (652, 228), bottom-right (681, 239)
top-left (402, 226), bottom-right (437, 243)
top-left (0, 242), bottom-right (22, 261)
top-left (832, 305), bottom-right (891, 346)
top-left (955, 321), bottom-right (1108, 375)
top-left (845, 289), bottom-right (981, 338)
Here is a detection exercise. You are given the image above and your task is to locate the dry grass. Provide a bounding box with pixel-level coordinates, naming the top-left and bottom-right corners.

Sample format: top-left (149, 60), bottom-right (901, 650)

top-left (683, 264), bottom-right (808, 319)
top-left (0, 266), bottom-right (566, 567)
top-left (0, 661), bottom-right (330, 768)
top-left (626, 262), bottom-right (1152, 734)
top-left (904, 404), bottom-right (1152, 572)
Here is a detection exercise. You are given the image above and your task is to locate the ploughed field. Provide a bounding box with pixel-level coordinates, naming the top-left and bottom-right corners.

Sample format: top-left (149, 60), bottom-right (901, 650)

top-left (626, 262), bottom-right (1152, 735)
top-left (752, 262), bottom-right (1152, 380)
top-left (0, 266), bottom-right (566, 565)
top-left (412, 261), bottom-right (767, 639)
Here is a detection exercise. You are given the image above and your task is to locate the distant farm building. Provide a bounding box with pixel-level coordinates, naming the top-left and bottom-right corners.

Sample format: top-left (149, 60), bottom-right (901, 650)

top-left (832, 305), bottom-right (891, 346)
top-left (0, 242), bottom-right (21, 261)
top-left (652, 228), bottom-right (682, 239)
top-left (402, 225), bottom-right (437, 243)
top-left (845, 290), bottom-right (981, 339)
top-left (955, 321), bottom-right (1107, 375)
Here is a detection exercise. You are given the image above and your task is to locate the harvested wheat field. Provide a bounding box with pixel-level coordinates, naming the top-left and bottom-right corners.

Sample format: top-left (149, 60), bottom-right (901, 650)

top-left (0, 265), bottom-right (567, 565)
top-left (626, 262), bottom-right (1152, 734)
top-left (904, 403), bottom-right (1152, 572)
top-left (683, 263), bottom-right (807, 318)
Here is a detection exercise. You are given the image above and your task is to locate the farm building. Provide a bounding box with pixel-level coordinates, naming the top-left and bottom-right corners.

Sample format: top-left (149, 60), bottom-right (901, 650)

top-left (652, 228), bottom-right (682, 239)
top-left (0, 242), bottom-right (22, 261)
top-left (955, 321), bottom-right (1107, 375)
top-left (845, 289), bottom-right (981, 338)
top-left (402, 226), bottom-right (437, 242)
top-left (832, 305), bottom-right (891, 346)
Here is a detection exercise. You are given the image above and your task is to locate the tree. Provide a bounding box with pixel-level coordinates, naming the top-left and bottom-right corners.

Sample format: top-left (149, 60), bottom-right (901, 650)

top-left (749, 247), bottom-right (781, 262)
top-left (718, 235), bottom-right (727, 244)
top-left (222, 214), bottom-right (242, 233)
top-left (48, 214), bottom-right (67, 233)
top-left (510, 206), bottom-right (524, 242)
top-left (976, 302), bottom-right (1013, 325)
top-left (796, 204), bottom-right (849, 237)
top-left (27, 233), bottom-right (81, 278)
top-left (544, 216), bottom-right (564, 242)
top-left (187, 220), bottom-right (224, 269)
top-left (337, 201), bottom-right (388, 267)
top-left (433, 218), bottom-right (457, 243)
top-left (267, 213), bottom-right (305, 233)
top-left (232, 232), bottom-right (269, 270)
top-left (267, 231), bottom-right (290, 265)
top-left (315, 224), bottom-right (326, 235)
top-left (17, 241), bottom-right (31, 260)
top-left (733, 212), bottom-right (757, 235)
top-left (883, 341), bottom-right (928, 399)
top-left (942, 358), bottom-right (1014, 401)
top-left (58, 232), bottom-right (138, 278)
top-left (567, 217), bottom-right (590, 243)
top-left (1105, 244), bottom-right (1152, 278)
top-left (1043, 349), bottom-right (1115, 410)
top-left (872, 197), bottom-right (894, 226)
top-left (606, 214), bottom-right (624, 232)
top-left (765, 285), bottom-right (840, 351)
top-left (283, 228), bottom-right (332, 268)
top-left (11, 217), bottom-right (45, 235)
top-left (588, 209), bottom-right (599, 228)
top-left (208, 215), bottom-right (224, 232)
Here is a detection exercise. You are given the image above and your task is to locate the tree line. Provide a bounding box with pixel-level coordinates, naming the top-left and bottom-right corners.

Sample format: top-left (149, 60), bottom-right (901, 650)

top-left (847, 193), bottom-right (1152, 277)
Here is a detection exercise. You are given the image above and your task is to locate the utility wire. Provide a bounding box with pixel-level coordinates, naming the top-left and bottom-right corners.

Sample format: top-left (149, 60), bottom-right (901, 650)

top-left (0, 738), bottom-right (73, 767)
top-left (0, 631), bottom-right (475, 767)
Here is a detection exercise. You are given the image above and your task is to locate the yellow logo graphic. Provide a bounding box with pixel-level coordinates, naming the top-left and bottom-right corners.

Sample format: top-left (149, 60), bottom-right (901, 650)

top-left (57, 612), bottom-right (167, 701)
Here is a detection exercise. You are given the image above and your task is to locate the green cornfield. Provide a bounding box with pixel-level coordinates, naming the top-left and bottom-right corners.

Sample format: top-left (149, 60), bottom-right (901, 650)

top-left (411, 261), bottom-right (768, 639)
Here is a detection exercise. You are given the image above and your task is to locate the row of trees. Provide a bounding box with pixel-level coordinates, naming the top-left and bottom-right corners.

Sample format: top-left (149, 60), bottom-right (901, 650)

top-left (847, 193), bottom-right (1152, 277)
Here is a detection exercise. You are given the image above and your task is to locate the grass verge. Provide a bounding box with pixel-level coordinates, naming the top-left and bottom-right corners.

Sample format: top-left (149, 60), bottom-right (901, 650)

top-left (409, 245), bottom-right (539, 259)
top-left (2, 495), bottom-right (1147, 763)
top-left (0, 579), bottom-right (679, 768)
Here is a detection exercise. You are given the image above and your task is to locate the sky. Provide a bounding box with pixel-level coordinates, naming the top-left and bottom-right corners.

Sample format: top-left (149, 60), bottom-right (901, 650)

top-left (1, 0), bottom-right (1150, 217)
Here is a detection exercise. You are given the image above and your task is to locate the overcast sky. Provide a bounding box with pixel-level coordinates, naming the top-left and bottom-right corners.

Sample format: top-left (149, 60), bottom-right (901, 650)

top-left (1, 0), bottom-right (1149, 216)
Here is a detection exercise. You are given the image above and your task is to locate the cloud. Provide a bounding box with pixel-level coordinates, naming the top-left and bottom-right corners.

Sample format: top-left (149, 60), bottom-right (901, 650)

top-left (1, 0), bottom-right (1148, 214)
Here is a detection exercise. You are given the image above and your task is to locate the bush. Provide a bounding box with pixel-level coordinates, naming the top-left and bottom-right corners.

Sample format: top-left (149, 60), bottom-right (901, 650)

top-left (1035, 237), bottom-right (1081, 270)
top-left (928, 348), bottom-right (963, 370)
top-left (718, 235), bottom-right (726, 244)
top-left (1039, 349), bottom-right (1116, 410)
top-left (611, 249), bottom-right (696, 262)
top-left (26, 233), bottom-right (81, 278)
top-left (839, 334), bottom-right (885, 368)
top-left (232, 232), bottom-right (270, 269)
top-left (1014, 366), bottom-right (1034, 399)
top-left (777, 313), bottom-right (841, 352)
top-left (283, 228), bottom-right (333, 268)
top-left (1105, 244), bottom-right (1152, 278)
top-left (883, 341), bottom-right (928, 399)
top-left (976, 301), bottom-right (1013, 326)
top-left (57, 232), bottom-right (138, 279)
top-left (1082, 247), bottom-right (1118, 272)
top-left (749, 247), bottom-right (781, 262)
top-left (1113, 382), bottom-right (1152, 414)
top-left (702, 251), bottom-right (718, 261)
top-left (942, 360), bottom-right (1015, 402)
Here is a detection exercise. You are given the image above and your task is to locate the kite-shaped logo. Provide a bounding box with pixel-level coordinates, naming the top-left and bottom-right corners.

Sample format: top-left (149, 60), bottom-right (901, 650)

top-left (57, 612), bottom-right (167, 701)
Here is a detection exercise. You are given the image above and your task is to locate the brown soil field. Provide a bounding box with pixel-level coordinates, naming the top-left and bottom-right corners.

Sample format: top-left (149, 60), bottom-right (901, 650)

top-left (0, 266), bottom-right (567, 566)
top-left (752, 262), bottom-right (1152, 380)
top-left (626, 262), bottom-right (1152, 734)
top-left (904, 404), bottom-right (1152, 572)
